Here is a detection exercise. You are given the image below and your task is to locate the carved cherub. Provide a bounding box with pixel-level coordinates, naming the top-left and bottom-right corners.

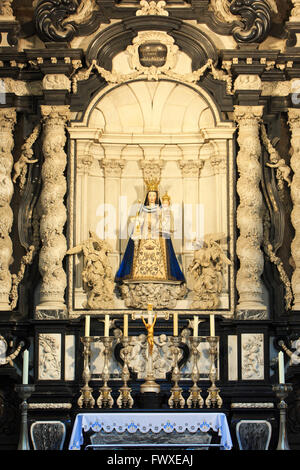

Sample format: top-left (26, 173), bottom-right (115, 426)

top-left (189, 233), bottom-right (231, 309)
top-left (66, 231), bottom-right (114, 309)
top-left (13, 124), bottom-right (40, 190)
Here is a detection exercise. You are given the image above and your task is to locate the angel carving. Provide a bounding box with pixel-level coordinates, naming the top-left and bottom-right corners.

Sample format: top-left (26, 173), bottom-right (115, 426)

top-left (13, 124), bottom-right (40, 191)
top-left (188, 233), bottom-right (231, 309)
top-left (67, 231), bottom-right (114, 309)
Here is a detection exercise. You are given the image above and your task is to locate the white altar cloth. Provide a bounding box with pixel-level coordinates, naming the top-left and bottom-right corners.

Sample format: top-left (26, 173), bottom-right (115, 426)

top-left (68, 412), bottom-right (232, 450)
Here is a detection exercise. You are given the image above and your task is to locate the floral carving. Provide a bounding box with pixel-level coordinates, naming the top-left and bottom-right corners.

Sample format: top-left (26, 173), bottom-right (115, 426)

top-left (287, 109), bottom-right (300, 310)
top-left (234, 106), bottom-right (266, 311)
top-left (0, 108), bottom-right (16, 310)
top-left (38, 105), bottom-right (71, 310)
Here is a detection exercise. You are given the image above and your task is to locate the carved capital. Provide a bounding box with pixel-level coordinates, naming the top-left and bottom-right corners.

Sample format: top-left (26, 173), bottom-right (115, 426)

top-left (41, 105), bottom-right (71, 124)
top-left (0, 0), bottom-right (14, 18)
top-left (234, 105), bottom-right (264, 127)
top-left (101, 158), bottom-right (125, 178)
top-left (0, 107), bottom-right (16, 131)
top-left (178, 160), bottom-right (204, 178)
top-left (140, 159), bottom-right (164, 184)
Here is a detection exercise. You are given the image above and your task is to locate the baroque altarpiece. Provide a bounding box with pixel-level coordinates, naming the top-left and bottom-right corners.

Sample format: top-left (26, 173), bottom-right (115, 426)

top-left (1, 0), bottom-right (300, 450)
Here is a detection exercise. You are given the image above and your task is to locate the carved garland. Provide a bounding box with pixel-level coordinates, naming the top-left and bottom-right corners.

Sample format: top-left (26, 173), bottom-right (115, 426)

top-left (72, 57), bottom-right (233, 95)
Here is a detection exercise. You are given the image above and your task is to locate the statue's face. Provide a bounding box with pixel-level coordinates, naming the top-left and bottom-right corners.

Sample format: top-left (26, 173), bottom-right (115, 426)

top-left (148, 191), bottom-right (157, 205)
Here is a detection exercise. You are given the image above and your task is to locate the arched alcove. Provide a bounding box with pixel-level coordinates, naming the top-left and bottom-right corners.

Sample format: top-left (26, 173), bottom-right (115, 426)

top-left (67, 78), bottom-right (235, 316)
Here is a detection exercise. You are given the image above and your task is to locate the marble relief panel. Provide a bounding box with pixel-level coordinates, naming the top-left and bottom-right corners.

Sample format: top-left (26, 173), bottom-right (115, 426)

top-left (241, 333), bottom-right (264, 380)
top-left (38, 334), bottom-right (61, 380)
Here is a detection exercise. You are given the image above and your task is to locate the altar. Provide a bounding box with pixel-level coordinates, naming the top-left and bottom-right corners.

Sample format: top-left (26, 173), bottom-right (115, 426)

top-left (68, 412), bottom-right (232, 451)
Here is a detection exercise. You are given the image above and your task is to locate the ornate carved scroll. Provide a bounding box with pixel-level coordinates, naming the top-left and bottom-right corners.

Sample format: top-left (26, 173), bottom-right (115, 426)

top-left (234, 106), bottom-right (267, 312)
top-left (0, 108), bottom-right (16, 310)
top-left (34, 0), bottom-right (108, 42)
top-left (230, 0), bottom-right (272, 43)
top-left (37, 105), bottom-right (71, 312)
top-left (288, 109), bottom-right (300, 311)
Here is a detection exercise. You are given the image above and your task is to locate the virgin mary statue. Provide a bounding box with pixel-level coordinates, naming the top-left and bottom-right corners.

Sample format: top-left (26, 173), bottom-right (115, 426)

top-left (115, 180), bottom-right (185, 284)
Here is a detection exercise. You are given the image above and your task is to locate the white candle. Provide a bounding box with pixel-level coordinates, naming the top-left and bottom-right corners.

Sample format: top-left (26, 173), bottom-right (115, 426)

top-left (210, 315), bottom-right (215, 337)
top-left (85, 315), bottom-right (90, 337)
top-left (278, 351), bottom-right (285, 384)
top-left (104, 315), bottom-right (110, 337)
top-left (193, 316), bottom-right (198, 337)
top-left (124, 314), bottom-right (128, 337)
top-left (22, 349), bottom-right (29, 385)
top-left (173, 312), bottom-right (178, 336)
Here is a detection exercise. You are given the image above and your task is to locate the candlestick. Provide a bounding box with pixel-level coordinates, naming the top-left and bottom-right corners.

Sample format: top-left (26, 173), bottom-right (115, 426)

top-left (104, 315), bottom-right (110, 337)
top-left (22, 350), bottom-right (29, 385)
top-left (193, 316), bottom-right (198, 337)
top-left (272, 383), bottom-right (293, 450)
top-left (123, 314), bottom-right (128, 336)
top-left (173, 312), bottom-right (178, 336)
top-left (278, 351), bottom-right (285, 384)
top-left (210, 315), bottom-right (215, 337)
top-left (85, 315), bottom-right (90, 337)
top-left (77, 337), bottom-right (95, 408)
top-left (15, 384), bottom-right (35, 450)
top-left (97, 337), bottom-right (114, 408)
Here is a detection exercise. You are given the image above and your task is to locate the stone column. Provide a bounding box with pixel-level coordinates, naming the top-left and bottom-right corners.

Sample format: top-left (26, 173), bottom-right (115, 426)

top-left (36, 105), bottom-right (71, 316)
top-left (288, 109), bottom-right (300, 310)
top-left (0, 108), bottom-right (16, 310)
top-left (234, 105), bottom-right (267, 313)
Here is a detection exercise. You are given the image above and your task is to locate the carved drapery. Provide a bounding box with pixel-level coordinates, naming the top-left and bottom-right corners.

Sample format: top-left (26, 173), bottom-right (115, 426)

top-left (234, 106), bottom-right (267, 312)
top-left (37, 105), bottom-right (71, 312)
top-left (0, 108), bottom-right (16, 310)
top-left (288, 109), bottom-right (300, 310)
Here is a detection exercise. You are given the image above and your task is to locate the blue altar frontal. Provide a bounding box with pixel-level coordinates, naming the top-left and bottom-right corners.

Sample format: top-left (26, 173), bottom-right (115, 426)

top-left (68, 411), bottom-right (233, 450)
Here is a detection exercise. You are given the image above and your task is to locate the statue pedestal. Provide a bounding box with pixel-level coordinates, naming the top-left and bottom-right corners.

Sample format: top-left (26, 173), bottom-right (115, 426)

top-left (120, 280), bottom-right (186, 309)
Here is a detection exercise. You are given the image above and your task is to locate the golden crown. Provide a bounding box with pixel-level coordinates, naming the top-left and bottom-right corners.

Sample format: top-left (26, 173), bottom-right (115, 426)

top-left (161, 191), bottom-right (170, 202)
top-left (146, 178), bottom-right (160, 192)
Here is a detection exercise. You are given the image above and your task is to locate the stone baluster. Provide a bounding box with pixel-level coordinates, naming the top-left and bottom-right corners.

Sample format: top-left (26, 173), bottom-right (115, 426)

top-left (0, 108), bottom-right (16, 310)
top-left (288, 109), bottom-right (300, 310)
top-left (234, 106), bottom-right (267, 314)
top-left (36, 105), bottom-right (71, 316)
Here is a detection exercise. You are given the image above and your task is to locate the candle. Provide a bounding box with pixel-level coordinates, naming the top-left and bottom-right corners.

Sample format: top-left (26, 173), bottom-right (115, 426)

top-left (124, 314), bottom-right (128, 337)
top-left (210, 315), bottom-right (215, 337)
top-left (85, 315), bottom-right (90, 337)
top-left (278, 351), bottom-right (285, 384)
top-left (193, 316), bottom-right (198, 337)
top-left (104, 314), bottom-right (110, 337)
top-left (173, 312), bottom-right (178, 336)
top-left (22, 349), bottom-right (29, 385)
